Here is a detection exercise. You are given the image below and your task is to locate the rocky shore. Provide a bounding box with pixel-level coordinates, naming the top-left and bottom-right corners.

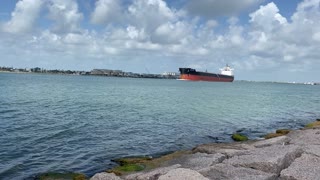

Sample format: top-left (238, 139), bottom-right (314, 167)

top-left (90, 120), bottom-right (320, 180)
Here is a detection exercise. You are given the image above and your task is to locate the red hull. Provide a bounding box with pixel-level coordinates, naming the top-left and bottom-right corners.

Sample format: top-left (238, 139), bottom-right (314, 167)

top-left (180, 74), bottom-right (234, 82)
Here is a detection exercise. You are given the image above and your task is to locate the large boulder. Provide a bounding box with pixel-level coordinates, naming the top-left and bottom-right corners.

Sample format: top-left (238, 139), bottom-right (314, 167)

top-left (161, 153), bottom-right (225, 171)
top-left (90, 172), bottom-right (122, 180)
top-left (287, 129), bottom-right (320, 145)
top-left (223, 145), bottom-right (303, 174)
top-left (303, 145), bottom-right (320, 157)
top-left (253, 136), bottom-right (291, 148)
top-left (280, 153), bottom-right (320, 180)
top-left (158, 168), bottom-right (209, 180)
top-left (179, 153), bottom-right (225, 170)
top-left (193, 142), bottom-right (254, 157)
top-left (199, 163), bottom-right (277, 180)
top-left (124, 164), bottom-right (181, 180)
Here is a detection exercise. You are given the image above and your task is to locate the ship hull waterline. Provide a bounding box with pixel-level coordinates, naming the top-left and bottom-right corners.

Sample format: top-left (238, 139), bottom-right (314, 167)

top-left (179, 74), bottom-right (234, 82)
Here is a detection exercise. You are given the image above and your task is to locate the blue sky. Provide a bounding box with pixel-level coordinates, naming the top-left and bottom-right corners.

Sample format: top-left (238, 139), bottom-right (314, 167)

top-left (0, 0), bottom-right (319, 82)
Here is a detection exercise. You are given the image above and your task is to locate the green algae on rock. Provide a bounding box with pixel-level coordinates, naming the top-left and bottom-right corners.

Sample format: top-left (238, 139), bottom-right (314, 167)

top-left (275, 129), bottom-right (290, 135)
top-left (113, 156), bottom-right (152, 166)
top-left (107, 164), bottom-right (145, 175)
top-left (305, 121), bottom-right (320, 128)
top-left (264, 133), bottom-right (284, 139)
top-left (264, 129), bottom-right (292, 139)
top-left (36, 172), bottom-right (87, 180)
top-left (231, 134), bottom-right (248, 141)
top-left (107, 156), bottom-right (152, 175)
top-left (107, 151), bottom-right (191, 176)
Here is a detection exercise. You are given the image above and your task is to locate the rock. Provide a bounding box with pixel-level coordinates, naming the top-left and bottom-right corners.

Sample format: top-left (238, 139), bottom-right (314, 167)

top-left (192, 142), bottom-right (254, 157)
top-left (232, 133), bottom-right (248, 141)
top-left (107, 156), bottom-right (153, 176)
top-left (276, 129), bottom-right (291, 135)
top-left (36, 172), bottom-right (87, 180)
top-left (108, 164), bottom-right (144, 176)
top-left (90, 172), bottom-right (122, 180)
top-left (158, 168), bottom-right (209, 180)
top-left (253, 136), bottom-right (291, 148)
top-left (264, 133), bottom-right (284, 139)
top-left (113, 157), bottom-right (152, 165)
top-left (199, 163), bottom-right (277, 180)
top-left (305, 121), bottom-right (320, 128)
top-left (280, 154), bottom-right (320, 180)
top-left (182, 153), bottom-right (225, 170)
top-left (166, 153), bottom-right (225, 170)
top-left (303, 145), bottom-right (320, 157)
top-left (264, 129), bottom-right (291, 139)
top-left (223, 145), bottom-right (303, 174)
top-left (287, 129), bottom-right (320, 145)
top-left (112, 151), bottom-right (190, 177)
top-left (124, 164), bottom-right (181, 180)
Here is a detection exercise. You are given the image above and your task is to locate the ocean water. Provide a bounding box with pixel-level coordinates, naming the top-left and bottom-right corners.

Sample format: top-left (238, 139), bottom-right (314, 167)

top-left (0, 73), bottom-right (319, 179)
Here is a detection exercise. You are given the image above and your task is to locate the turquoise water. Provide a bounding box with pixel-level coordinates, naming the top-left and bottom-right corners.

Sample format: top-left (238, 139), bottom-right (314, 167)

top-left (0, 73), bottom-right (319, 179)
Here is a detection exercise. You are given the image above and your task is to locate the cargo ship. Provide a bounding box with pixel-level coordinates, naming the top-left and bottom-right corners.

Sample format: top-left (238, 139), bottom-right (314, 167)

top-left (179, 65), bottom-right (234, 82)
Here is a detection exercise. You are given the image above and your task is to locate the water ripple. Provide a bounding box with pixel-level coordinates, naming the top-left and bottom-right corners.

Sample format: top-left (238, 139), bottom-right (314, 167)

top-left (0, 74), bottom-right (319, 179)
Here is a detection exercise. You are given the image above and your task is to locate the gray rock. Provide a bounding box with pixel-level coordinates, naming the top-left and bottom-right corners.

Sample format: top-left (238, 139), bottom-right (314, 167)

top-left (181, 153), bottom-right (225, 170)
top-left (287, 129), bottom-right (320, 145)
top-left (303, 145), bottom-right (320, 157)
top-left (124, 164), bottom-right (181, 180)
top-left (199, 163), bottom-right (277, 180)
top-left (158, 168), bottom-right (209, 180)
top-left (90, 172), bottom-right (122, 180)
top-left (280, 153), bottom-right (320, 180)
top-left (193, 142), bottom-right (254, 158)
top-left (253, 136), bottom-right (291, 148)
top-left (223, 145), bottom-right (303, 174)
top-left (162, 153), bottom-right (225, 170)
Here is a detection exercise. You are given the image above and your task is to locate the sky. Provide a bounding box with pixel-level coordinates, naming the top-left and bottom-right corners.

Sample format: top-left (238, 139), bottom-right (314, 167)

top-left (0, 0), bottom-right (319, 82)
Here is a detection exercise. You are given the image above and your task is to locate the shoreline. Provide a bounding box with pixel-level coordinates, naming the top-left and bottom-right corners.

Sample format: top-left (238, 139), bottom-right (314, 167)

top-left (87, 119), bottom-right (320, 180)
top-left (2, 71), bottom-right (319, 85)
top-left (0, 70), bottom-right (178, 79)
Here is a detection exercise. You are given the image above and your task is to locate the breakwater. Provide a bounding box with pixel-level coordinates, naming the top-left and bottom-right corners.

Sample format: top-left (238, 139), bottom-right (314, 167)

top-left (91, 121), bottom-right (320, 180)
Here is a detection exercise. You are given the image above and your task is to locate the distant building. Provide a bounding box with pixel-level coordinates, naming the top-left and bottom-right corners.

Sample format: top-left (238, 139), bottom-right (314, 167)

top-left (91, 69), bottom-right (113, 75)
top-left (162, 72), bottom-right (178, 76)
top-left (31, 67), bottom-right (41, 73)
top-left (162, 72), bottom-right (179, 79)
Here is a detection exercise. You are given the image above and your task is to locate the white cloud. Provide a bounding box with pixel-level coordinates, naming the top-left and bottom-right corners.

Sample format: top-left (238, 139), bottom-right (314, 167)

top-left (2, 0), bottom-right (43, 33)
top-left (126, 26), bottom-right (147, 41)
top-left (186, 0), bottom-right (263, 18)
top-left (249, 2), bottom-right (287, 32)
top-left (289, 0), bottom-right (320, 44)
top-left (152, 21), bottom-right (191, 44)
top-left (91, 0), bottom-right (122, 25)
top-left (313, 32), bottom-right (320, 41)
top-left (246, 0), bottom-right (320, 78)
top-left (47, 0), bottom-right (83, 33)
top-left (205, 20), bottom-right (218, 28)
top-left (127, 0), bottom-right (176, 32)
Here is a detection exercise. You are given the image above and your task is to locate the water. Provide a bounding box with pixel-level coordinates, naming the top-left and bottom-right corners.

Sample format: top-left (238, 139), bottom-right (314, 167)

top-left (0, 73), bottom-right (319, 179)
